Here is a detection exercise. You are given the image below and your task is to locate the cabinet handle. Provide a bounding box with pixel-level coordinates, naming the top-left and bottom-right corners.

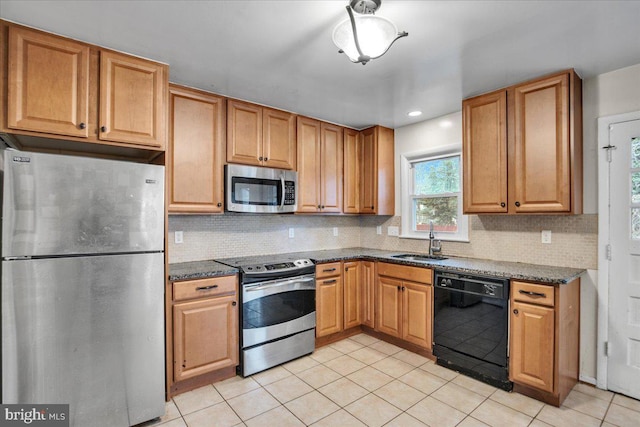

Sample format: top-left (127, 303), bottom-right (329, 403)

top-left (100, 126), bottom-right (107, 132)
top-left (402, 286), bottom-right (405, 291)
top-left (79, 122), bottom-right (86, 129)
top-left (323, 268), bottom-right (337, 272)
top-left (323, 279), bottom-right (337, 284)
top-left (500, 202), bottom-right (506, 208)
top-left (259, 156), bottom-right (264, 161)
top-left (397, 286), bottom-right (401, 291)
top-left (518, 290), bottom-right (546, 298)
top-left (515, 201), bottom-right (521, 207)
top-left (217, 202), bottom-right (222, 207)
top-left (196, 284), bottom-right (218, 291)
top-left (264, 157), bottom-right (268, 161)
top-left (232, 301), bottom-right (237, 306)
top-left (513, 309), bottom-right (519, 315)
top-left (345, 267), bottom-right (349, 271)
top-left (321, 205), bottom-right (325, 209)
top-left (317, 205), bottom-right (321, 209)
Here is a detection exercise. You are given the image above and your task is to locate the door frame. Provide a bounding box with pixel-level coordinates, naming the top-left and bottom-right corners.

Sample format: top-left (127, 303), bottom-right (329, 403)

top-left (596, 110), bottom-right (640, 390)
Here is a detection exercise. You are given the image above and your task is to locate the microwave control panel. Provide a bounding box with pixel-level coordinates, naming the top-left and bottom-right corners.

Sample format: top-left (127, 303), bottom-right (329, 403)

top-left (284, 181), bottom-right (296, 205)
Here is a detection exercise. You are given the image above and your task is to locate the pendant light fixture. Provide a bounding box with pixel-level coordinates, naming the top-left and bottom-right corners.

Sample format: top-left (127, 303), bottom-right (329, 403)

top-left (332, 0), bottom-right (408, 65)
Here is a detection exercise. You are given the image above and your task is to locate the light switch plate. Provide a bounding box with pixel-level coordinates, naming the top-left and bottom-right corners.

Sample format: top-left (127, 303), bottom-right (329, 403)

top-left (388, 226), bottom-right (399, 236)
top-left (289, 228), bottom-right (295, 238)
top-left (174, 231), bottom-right (183, 244)
top-left (333, 227), bottom-right (339, 236)
top-left (541, 230), bottom-right (552, 244)
top-left (376, 226), bottom-right (382, 235)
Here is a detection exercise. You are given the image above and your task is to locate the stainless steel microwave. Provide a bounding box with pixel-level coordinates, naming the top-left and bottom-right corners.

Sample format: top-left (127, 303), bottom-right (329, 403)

top-left (225, 164), bottom-right (297, 213)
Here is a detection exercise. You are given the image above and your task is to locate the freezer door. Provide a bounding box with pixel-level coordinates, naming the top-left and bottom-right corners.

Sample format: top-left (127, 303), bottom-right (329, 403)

top-left (2, 253), bottom-right (165, 427)
top-left (2, 150), bottom-right (164, 257)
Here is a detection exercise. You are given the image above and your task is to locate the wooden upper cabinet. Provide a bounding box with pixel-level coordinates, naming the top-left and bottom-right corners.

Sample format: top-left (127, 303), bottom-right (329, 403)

top-left (263, 107), bottom-right (296, 169)
top-left (343, 128), bottom-right (360, 214)
top-left (227, 99), bottom-right (262, 166)
top-left (296, 117), bottom-right (343, 213)
top-left (99, 50), bottom-right (167, 148)
top-left (168, 85), bottom-right (225, 213)
top-left (227, 100), bottom-right (296, 169)
top-left (462, 69), bottom-right (582, 215)
top-left (360, 127), bottom-right (377, 214)
top-left (510, 73), bottom-right (571, 213)
top-left (360, 126), bottom-right (394, 215)
top-left (462, 90), bottom-right (508, 213)
top-left (7, 26), bottom-right (90, 138)
top-left (320, 122), bottom-right (343, 213)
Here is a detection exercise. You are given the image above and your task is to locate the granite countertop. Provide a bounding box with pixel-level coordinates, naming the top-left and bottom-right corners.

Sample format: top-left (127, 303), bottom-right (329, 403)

top-left (170, 247), bottom-right (585, 284)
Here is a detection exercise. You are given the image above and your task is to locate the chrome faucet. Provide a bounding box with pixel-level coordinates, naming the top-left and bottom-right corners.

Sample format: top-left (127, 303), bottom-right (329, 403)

top-left (428, 221), bottom-right (442, 257)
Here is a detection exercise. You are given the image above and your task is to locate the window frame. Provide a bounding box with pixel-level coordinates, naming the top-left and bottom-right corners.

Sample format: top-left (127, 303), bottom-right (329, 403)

top-left (400, 144), bottom-right (469, 242)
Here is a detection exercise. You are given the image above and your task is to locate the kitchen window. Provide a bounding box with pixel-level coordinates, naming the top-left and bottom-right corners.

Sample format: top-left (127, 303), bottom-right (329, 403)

top-left (401, 146), bottom-right (469, 241)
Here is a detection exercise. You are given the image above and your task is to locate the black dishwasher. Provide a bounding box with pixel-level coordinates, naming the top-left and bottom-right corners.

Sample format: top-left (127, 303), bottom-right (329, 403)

top-left (433, 270), bottom-right (512, 390)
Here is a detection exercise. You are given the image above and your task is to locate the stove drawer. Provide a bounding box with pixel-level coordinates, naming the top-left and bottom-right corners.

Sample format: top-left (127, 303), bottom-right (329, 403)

top-left (173, 275), bottom-right (237, 302)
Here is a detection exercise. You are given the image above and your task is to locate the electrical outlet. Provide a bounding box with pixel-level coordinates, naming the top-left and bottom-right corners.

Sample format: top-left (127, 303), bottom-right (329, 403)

top-left (541, 230), bottom-right (552, 244)
top-left (333, 227), bottom-right (339, 236)
top-left (174, 231), bottom-right (183, 244)
top-left (376, 226), bottom-right (382, 235)
top-left (289, 228), bottom-right (295, 238)
top-left (388, 226), bottom-right (399, 236)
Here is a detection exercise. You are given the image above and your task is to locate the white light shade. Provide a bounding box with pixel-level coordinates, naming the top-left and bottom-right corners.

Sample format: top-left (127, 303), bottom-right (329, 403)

top-left (332, 15), bottom-right (401, 62)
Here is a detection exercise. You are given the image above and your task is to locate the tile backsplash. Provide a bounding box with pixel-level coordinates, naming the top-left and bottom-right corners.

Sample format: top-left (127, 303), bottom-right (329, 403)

top-left (168, 213), bottom-right (597, 270)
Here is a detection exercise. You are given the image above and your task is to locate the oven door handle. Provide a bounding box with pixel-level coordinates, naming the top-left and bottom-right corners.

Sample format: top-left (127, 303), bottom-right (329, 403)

top-left (243, 276), bottom-right (316, 302)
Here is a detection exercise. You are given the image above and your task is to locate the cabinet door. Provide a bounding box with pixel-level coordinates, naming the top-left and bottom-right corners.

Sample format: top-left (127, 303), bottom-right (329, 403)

top-left (168, 86), bottom-right (225, 213)
top-left (360, 127), bottom-right (377, 214)
top-left (227, 100), bottom-right (262, 166)
top-left (173, 295), bottom-right (238, 382)
top-left (99, 50), bottom-right (166, 148)
top-left (316, 275), bottom-right (343, 337)
top-left (343, 128), bottom-right (360, 213)
top-left (376, 276), bottom-right (402, 338)
top-left (263, 107), bottom-right (296, 170)
top-left (320, 123), bottom-right (344, 213)
top-left (511, 73), bottom-right (570, 213)
top-left (510, 301), bottom-right (555, 393)
top-left (361, 261), bottom-right (375, 328)
top-left (7, 26), bottom-right (90, 137)
top-left (462, 90), bottom-right (508, 213)
top-left (343, 261), bottom-right (361, 329)
top-left (297, 117), bottom-right (322, 212)
top-left (402, 281), bottom-right (432, 349)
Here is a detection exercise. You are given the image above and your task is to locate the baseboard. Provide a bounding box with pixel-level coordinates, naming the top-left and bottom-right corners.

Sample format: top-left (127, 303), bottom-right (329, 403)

top-left (579, 374), bottom-right (597, 385)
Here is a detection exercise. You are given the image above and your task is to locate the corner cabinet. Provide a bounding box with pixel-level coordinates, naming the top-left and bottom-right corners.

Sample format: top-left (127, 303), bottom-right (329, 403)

top-left (168, 275), bottom-right (239, 397)
top-left (297, 117), bottom-right (343, 213)
top-left (227, 99), bottom-right (296, 170)
top-left (3, 22), bottom-right (168, 152)
top-left (509, 279), bottom-right (580, 406)
top-left (168, 85), bottom-right (225, 213)
top-left (343, 126), bottom-right (395, 215)
top-left (463, 69), bottom-right (582, 214)
top-left (376, 263), bottom-right (432, 350)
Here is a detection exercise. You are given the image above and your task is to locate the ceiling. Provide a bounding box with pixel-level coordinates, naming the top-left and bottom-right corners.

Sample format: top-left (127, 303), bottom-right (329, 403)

top-left (2, 1), bottom-right (639, 130)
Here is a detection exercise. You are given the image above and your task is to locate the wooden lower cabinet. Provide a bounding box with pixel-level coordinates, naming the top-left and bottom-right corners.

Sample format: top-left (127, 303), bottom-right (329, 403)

top-left (343, 261), bottom-right (361, 329)
top-left (316, 263), bottom-right (343, 337)
top-left (376, 263), bottom-right (432, 350)
top-left (509, 279), bottom-right (580, 406)
top-left (168, 275), bottom-right (239, 397)
top-left (361, 261), bottom-right (375, 328)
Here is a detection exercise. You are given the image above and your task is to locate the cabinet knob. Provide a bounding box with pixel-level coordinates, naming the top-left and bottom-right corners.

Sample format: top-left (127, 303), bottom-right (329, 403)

top-left (317, 205), bottom-right (321, 209)
top-left (264, 157), bottom-right (268, 161)
top-left (79, 122), bottom-right (86, 129)
top-left (100, 126), bottom-right (107, 133)
top-left (500, 202), bottom-right (506, 208)
top-left (397, 286), bottom-right (401, 291)
top-left (513, 309), bottom-right (519, 315)
top-left (321, 205), bottom-right (325, 209)
top-left (515, 201), bottom-right (521, 207)
top-left (217, 202), bottom-right (222, 207)
top-left (259, 156), bottom-right (263, 161)
top-left (232, 301), bottom-right (237, 306)
top-left (402, 286), bottom-right (405, 291)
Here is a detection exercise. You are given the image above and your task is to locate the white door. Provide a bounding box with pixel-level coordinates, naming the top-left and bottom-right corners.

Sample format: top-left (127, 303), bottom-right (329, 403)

top-left (607, 119), bottom-right (640, 399)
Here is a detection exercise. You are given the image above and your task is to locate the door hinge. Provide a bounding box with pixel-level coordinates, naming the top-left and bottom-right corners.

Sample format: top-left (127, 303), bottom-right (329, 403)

top-left (606, 244), bottom-right (612, 261)
top-left (602, 144), bottom-right (617, 162)
top-left (604, 341), bottom-right (609, 357)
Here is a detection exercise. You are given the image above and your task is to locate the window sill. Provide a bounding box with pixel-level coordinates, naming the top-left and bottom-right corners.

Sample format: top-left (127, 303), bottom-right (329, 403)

top-left (398, 234), bottom-right (470, 243)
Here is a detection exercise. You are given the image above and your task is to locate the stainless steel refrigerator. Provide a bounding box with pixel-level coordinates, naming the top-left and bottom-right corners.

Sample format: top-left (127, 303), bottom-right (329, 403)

top-left (1, 149), bottom-right (165, 426)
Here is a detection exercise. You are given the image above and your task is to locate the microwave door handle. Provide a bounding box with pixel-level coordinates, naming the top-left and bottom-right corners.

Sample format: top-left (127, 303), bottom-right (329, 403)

top-left (280, 175), bottom-right (285, 209)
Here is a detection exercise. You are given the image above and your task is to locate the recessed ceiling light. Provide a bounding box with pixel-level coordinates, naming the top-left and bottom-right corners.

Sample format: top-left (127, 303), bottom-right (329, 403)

top-left (439, 120), bottom-right (453, 128)
top-left (408, 111), bottom-right (422, 117)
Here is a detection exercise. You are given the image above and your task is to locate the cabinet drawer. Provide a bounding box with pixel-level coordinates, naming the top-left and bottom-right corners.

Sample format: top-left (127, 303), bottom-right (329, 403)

top-left (173, 275), bottom-right (237, 302)
top-left (378, 262), bottom-right (432, 285)
top-left (512, 281), bottom-right (555, 307)
top-left (316, 262), bottom-right (342, 278)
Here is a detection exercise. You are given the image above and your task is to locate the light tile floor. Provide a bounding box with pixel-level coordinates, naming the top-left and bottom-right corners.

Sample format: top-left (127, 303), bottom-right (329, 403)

top-left (139, 334), bottom-right (640, 427)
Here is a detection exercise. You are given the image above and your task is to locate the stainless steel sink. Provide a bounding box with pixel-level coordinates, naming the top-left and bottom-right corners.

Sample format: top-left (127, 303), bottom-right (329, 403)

top-left (391, 253), bottom-right (448, 261)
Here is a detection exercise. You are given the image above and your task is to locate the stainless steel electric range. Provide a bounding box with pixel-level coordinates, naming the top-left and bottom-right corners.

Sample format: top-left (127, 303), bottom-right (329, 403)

top-left (217, 255), bottom-right (316, 377)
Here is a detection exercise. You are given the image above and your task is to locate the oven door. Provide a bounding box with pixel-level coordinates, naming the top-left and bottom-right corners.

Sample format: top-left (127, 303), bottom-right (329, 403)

top-left (242, 274), bottom-right (316, 348)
